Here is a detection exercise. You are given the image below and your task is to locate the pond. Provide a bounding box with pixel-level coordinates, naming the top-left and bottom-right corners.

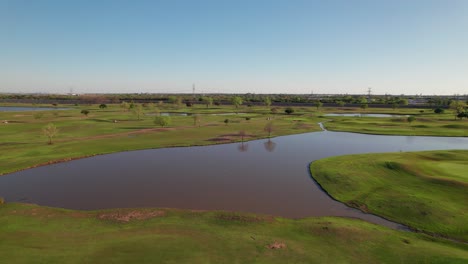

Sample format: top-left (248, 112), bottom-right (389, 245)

top-left (0, 106), bottom-right (70, 112)
top-left (0, 131), bottom-right (466, 230)
top-left (324, 113), bottom-right (409, 117)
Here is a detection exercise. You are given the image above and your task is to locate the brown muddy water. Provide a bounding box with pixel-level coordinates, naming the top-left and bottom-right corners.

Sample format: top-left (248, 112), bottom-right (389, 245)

top-left (1, 131), bottom-right (467, 230)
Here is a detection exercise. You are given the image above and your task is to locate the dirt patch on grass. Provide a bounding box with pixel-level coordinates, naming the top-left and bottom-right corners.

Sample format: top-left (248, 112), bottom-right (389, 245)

top-left (267, 241), bottom-right (287, 249)
top-left (97, 209), bottom-right (166, 222)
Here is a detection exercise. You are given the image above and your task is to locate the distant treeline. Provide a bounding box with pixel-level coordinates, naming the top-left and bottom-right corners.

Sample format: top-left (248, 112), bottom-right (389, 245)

top-left (1, 93), bottom-right (466, 108)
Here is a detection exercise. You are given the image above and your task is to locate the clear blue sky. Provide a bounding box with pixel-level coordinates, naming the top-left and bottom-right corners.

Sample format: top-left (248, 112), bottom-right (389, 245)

top-left (1, 0), bottom-right (467, 95)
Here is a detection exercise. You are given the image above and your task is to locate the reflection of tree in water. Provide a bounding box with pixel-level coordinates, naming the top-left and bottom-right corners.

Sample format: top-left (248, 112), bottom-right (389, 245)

top-left (238, 142), bottom-right (249, 152)
top-left (264, 139), bottom-right (276, 152)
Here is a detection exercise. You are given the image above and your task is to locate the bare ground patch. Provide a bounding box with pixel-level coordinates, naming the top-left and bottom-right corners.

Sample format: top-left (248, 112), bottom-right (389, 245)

top-left (97, 209), bottom-right (166, 222)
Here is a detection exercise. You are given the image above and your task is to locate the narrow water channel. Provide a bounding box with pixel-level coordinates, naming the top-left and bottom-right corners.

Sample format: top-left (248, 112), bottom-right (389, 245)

top-left (0, 130), bottom-right (466, 230)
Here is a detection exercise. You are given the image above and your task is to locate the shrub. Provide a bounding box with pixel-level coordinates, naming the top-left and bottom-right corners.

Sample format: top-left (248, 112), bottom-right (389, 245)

top-left (99, 104), bottom-right (107, 109)
top-left (154, 116), bottom-right (171, 127)
top-left (81, 109), bottom-right (90, 116)
top-left (434, 108), bottom-right (444, 114)
top-left (284, 107), bottom-right (294, 115)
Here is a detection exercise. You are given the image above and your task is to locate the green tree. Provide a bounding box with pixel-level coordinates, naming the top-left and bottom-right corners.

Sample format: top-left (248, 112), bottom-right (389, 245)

top-left (360, 104), bottom-right (368, 111)
top-left (42, 123), bottom-right (58, 145)
top-left (193, 114), bottom-right (201, 127)
top-left (231, 96), bottom-right (243, 108)
top-left (132, 104), bottom-right (144, 120)
top-left (315, 101), bottom-right (323, 110)
top-left (264, 96), bottom-right (272, 107)
top-left (154, 116), bottom-right (171, 127)
top-left (407, 116), bottom-right (416, 124)
top-left (337, 101), bottom-right (345, 108)
top-left (120, 101), bottom-right (130, 112)
top-left (81, 109), bottom-right (90, 116)
top-left (99, 104), bottom-right (107, 109)
top-left (203, 97), bottom-right (213, 108)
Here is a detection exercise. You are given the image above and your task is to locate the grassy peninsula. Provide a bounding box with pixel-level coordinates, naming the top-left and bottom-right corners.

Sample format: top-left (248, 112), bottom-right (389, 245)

top-left (310, 150), bottom-right (468, 242)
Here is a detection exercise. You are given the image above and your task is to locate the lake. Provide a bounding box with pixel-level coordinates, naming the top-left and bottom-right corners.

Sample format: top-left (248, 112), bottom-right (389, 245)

top-left (0, 130), bottom-right (466, 229)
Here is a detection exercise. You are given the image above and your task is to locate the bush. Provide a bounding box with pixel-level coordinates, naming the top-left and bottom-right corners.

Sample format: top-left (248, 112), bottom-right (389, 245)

top-left (245, 117), bottom-right (251, 121)
top-left (154, 116), bottom-right (171, 127)
top-left (434, 108), bottom-right (444, 114)
top-left (99, 104), bottom-right (107, 109)
top-left (81, 109), bottom-right (90, 116)
top-left (285, 107), bottom-right (294, 115)
top-left (224, 119), bottom-right (229, 125)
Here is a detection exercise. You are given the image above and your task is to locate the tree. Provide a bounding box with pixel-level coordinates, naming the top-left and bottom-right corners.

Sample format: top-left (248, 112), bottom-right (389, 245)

top-left (231, 96), bottom-right (243, 108)
top-left (99, 104), bottom-right (107, 109)
top-left (264, 96), bottom-right (272, 107)
top-left (203, 97), bottom-right (213, 108)
top-left (120, 101), bottom-right (130, 112)
top-left (132, 104), bottom-right (144, 120)
top-left (337, 101), bottom-right (345, 108)
top-left (450, 100), bottom-right (467, 118)
top-left (284, 107), bottom-right (294, 115)
top-left (224, 119), bottom-right (229, 125)
top-left (392, 102), bottom-right (398, 110)
top-left (360, 103), bottom-right (368, 111)
top-left (193, 114), bottom-right (201, 127)
top-left (315, 101), bottom-right (323, 110)
top-left (81, 109), bottom-right (90, 116)
top-left (154, 116), bottom-right (171, 127)
top-left (264, 122), bottom-right (274, 137)
top-left (42, 123), bottom-right (58, 145)
top-left (238, 130), bottom-right (247, 142)
top-left (407, 116), bottom-right (416, 124)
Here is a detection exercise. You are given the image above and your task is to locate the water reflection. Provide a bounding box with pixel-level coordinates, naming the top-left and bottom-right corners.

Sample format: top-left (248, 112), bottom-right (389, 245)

top-left (263, 139), bottom-right (277, 152)
top-left (237, 142), bottom-right (249, 152)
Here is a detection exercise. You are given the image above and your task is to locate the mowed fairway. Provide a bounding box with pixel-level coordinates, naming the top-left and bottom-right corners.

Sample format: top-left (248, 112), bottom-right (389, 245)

top-left (310, 150), bottom-right (468, 242)
top-left (0, 203), bottom-right (467, 264)
top-left (0, 104), bottom-right (322, 175)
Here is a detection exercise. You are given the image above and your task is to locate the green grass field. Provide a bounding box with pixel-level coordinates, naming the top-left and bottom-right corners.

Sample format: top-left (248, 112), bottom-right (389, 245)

top-left (1, 203), bottom-right (467, 264)
top-left (310, 150), bottom-right (468, 242)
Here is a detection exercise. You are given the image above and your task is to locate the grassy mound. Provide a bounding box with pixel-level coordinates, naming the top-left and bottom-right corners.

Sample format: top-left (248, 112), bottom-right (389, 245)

top-left (0, 203), bottom-right (467, 263)
top-left (310, 150), bottom-right (468, 241)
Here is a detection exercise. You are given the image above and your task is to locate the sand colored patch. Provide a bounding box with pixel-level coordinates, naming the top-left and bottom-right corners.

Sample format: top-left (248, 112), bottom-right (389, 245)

top-left (267, 241), bottom-right (286, 249)
top-left (97, 209), bottom-right (166, 222)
